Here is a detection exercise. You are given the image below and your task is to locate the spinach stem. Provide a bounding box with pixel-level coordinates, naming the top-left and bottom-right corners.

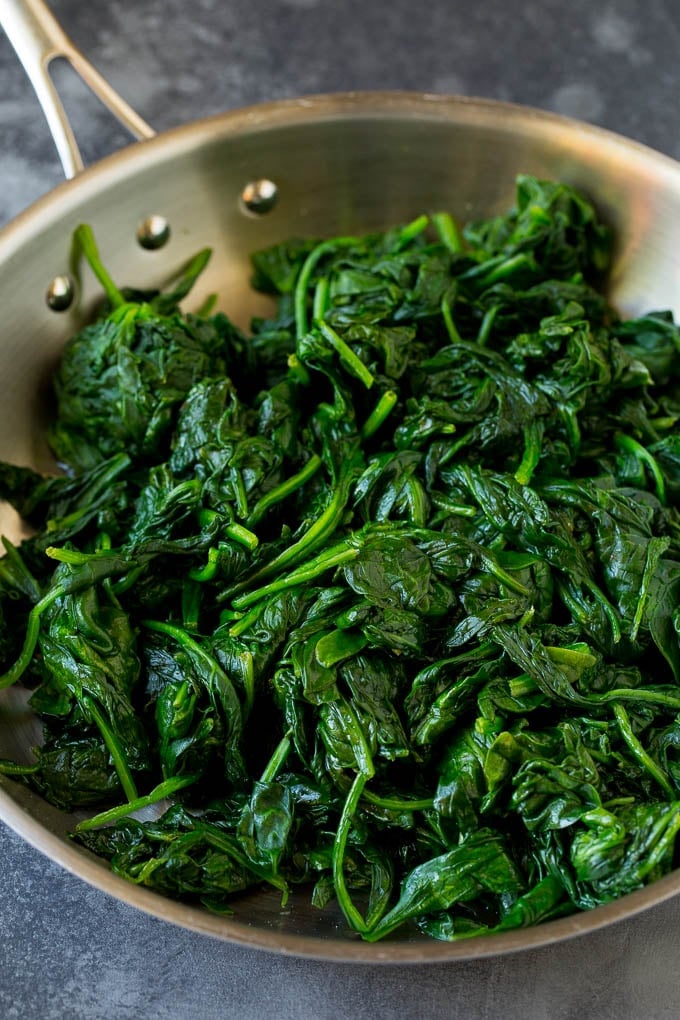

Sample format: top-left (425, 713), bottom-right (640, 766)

top-left (614, 703), bottom-right (674, 798)
top-left (316, 320), bottom-right (375, 389)
top-left (228, 603), bottom-right (264, 638)
top-left (74, 224), bottom-right (126, 309)
top-left (181, 580), bottom-right (201, 631)
top-left (514, 421), bottom-right (544, 486)
top-left (615, 433), bottom-right (667, 505)
top-left (74, 773), bottom-right (198, 832)
top-left (188, 547), bottom-right (221, 582)
top-left (361, 390), bottom-right (398, 439)
top-left (479, 553), bottom-right (530, 596)
top-left (142, 619), bottom-right (245, 716)
top-left (362, 789), bottom-right (434, 811)
top-left (313, 276), bottom-right (330, 321)
top-left (0, 759), bottom-right (40, 776)
top-left (82, 695), bottom-right (138, 802)
top-left (441, 293), bottom-right (462, 343)
top-left (246, 454), bottom-right (322, 528)
top-left (294, 237), bottom-right (360, 338)
top-left (225, 523), bottom-right (259, 551)
top-left (432, 211), bottom-right (463, 253)
top-left (477, 305), bottom-right (498, 346)
top-left (259, 732), bottom-right (292, 783)
top-left (332, 771), bottom-right (370, 934)
top-left (287, 353), bottom-right (311, 385)
top-left (395, 214), bottom-right (429, 249)
top-left (0, 586), bottom-right (63, 689)
top-left (431, 495), bottom-right (476, 517)
top-left (226, 465), bottom-right (356, 598)
top-left (232, 539), bottom-right (358, 610)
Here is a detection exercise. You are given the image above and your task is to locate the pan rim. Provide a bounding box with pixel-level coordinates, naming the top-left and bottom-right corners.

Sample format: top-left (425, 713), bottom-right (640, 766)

top-left (4, 770), bottom-right (680, 963)
top-left (3, 88), bottom-right (680, 250)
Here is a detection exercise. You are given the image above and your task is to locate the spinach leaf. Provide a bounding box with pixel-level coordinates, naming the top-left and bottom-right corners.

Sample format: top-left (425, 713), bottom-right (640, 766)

top-left (1, 175), bottom-right (680, 944)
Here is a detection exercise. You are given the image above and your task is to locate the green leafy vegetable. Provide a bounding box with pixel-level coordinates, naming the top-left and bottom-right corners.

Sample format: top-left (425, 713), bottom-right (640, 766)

top-left (1, 177), bottom-right (680, 943)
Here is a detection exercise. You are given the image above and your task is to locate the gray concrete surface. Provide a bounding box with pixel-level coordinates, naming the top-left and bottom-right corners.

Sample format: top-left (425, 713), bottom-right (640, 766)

top-left (2, 1), bottom-right (680, 1017)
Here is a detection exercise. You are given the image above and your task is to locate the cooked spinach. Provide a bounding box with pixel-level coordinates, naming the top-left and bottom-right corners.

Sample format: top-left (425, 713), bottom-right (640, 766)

top-left (1, 177), bottom-right (680, 943)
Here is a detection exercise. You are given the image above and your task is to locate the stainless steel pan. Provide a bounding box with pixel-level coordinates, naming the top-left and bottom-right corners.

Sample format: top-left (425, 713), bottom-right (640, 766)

top-left (2, 0), bottom-right (680, 963)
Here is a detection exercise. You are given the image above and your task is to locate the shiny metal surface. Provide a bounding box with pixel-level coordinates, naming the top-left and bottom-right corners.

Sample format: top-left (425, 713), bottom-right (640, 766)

top-left (0, 0), bottom-right (154, 177)
top-left (136, 213), bottom-right (171, 250)
top-left (45, 271), bottom-right (74, 310)
top-left (1, 92), bottom-right (680, 960)
top-left (241, 178), bottom-right (279, 215)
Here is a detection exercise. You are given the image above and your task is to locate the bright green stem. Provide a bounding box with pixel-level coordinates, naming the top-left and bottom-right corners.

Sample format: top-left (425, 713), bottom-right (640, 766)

top-left (432, 211), bottom-right (463, 253)
top-left (74, 224), bottom-right (126, 308)
top-left (361, 390), bottom-right (398, 439)
top-left (614, 703), bottom-right (675, 798)
top-left (431, 495), bottom-right (476, 517)
top-left (585, 579), bottom-right (621, 645)
top-left (182, 580), bottom-right (201, 631)
top-left (514, 420), bottom-right (543, 486)
top-left (111, 564), bottom-right (146, 596)
top-left (260, 732), bottom-right (292, 783)
top-left (74, 774), bottom-right (198, 832)
top-left (295, 237), bottom-right (360, 338)
top-left (232, 471), bottom-right (249, 520)
top-left (615, 433), bottom-right (667, 505)
top-left (143, 619), bottom-right (206, 658)
top-left (0, 759), bottom-right (40, 776)
top-left (232, 539), bottom-right (358, 610)
top-left (560, 404), bottom-right (581, 454)
top-left (460, 252), bottom-right (533, 286)
top-left (165, 248), bottom-right (212, 305)
top-left (225, 523), bottom-right (259, 551)
top-left (287, 353), bottom-right (311, 385)
top-left (226, 469), bottom-right (355, 599)
top-left (228, 603), bottom-right (263, 638)
top-left (189, 547), bottom-right (221, 582)
top-left (240, 649), bottom-right (255, 720)
top-left (361, 789), bottom-right (434, 812)
top-left (0, 586), bottom-right (63, 689)
top-left (332, 771), bottom-right (371, 934)
top-left (558, 579), bottom-right (621, 646)
top-left (46, 546), bottom-right (101, 564)
top-left (632, 805), bottom-right (680, 882)
top-left (603, 797), bottom-right (636, 808)
top-left (594, 688), bottom-right (680, 711)
top-left (246, 454), bottom-right (322, 528)
top-left (196, 292), bottom-right (218, 318)
top-left (477, 305), bottom-right (498, 346)
top-left (441, 293), bottom-right (462, 342)
top-left (81, 695), bottom-right (138, 802)
top-left (480, 553), bottom-right (530, 596)
top-left (313, 276), bottom-right (330, 321)
top-left (395, 214), bottom-right (430, 249)
top-left (317, 320), bottom-right (375, 389)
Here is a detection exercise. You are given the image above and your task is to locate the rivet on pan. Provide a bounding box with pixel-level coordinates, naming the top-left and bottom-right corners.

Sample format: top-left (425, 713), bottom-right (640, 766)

top-left (241, 179), bottom-right (278, 215)
top-left (46, 274), bottom-right (75, 312)
top-left (137, 214), bottom-right (171, 250)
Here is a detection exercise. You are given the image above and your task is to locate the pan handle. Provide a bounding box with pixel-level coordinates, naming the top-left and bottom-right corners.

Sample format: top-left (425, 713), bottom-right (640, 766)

top-left (0, 0), bottom-right (155, 178)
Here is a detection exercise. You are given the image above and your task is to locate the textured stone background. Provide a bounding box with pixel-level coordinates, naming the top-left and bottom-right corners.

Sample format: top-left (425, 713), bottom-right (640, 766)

top-left (2, 0), bottom-right (680, 224)
top-left (2, 1), bottom-right (680, 1017)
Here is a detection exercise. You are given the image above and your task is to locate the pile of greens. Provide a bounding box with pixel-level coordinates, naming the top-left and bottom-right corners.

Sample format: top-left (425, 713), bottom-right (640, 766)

top-left (1, 175), bottom-right (680, 942)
